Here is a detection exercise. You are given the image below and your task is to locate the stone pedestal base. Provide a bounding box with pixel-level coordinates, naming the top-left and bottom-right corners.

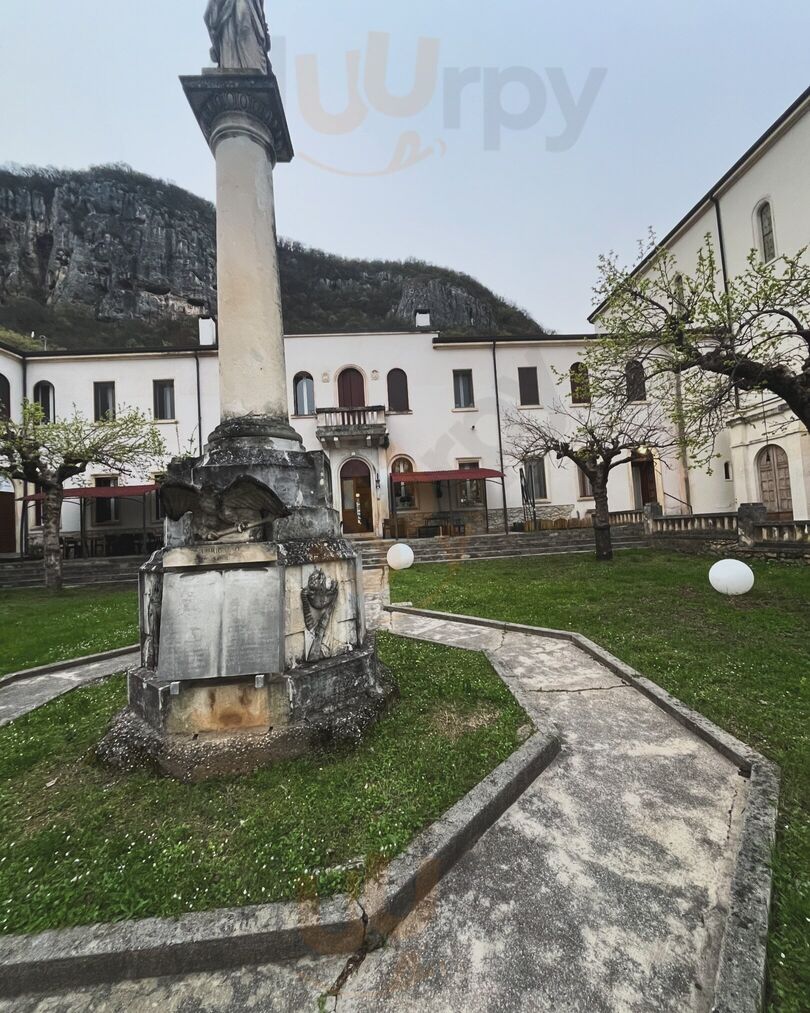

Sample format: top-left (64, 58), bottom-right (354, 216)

top-left (97, 640), bottom-right (396, 782)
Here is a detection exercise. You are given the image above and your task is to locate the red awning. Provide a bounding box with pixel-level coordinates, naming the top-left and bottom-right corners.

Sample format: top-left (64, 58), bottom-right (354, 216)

top-left (21, 484), bottom-right (158, 503)
top-left (400, 469), bottom-right (503, 484)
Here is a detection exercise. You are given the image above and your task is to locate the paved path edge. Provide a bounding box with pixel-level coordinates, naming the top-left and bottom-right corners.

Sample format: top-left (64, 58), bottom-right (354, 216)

top-left (384, 605), bottom-right (780, 1013)
top-left (0, 646), bottom-right (139, 687)
top-left (0, 691), bottom-right (560, 997)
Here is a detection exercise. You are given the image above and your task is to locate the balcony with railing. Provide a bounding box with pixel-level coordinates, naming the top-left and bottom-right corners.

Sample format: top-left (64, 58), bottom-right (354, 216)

top-left (315, 405), bottom-right (389, 447)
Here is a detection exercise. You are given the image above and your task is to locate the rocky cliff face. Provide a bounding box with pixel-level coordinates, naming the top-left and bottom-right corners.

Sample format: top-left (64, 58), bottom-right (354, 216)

top-left (0, 167), bottom-right (217, 345)
top-left (0, 165), bottom-right (542, 349)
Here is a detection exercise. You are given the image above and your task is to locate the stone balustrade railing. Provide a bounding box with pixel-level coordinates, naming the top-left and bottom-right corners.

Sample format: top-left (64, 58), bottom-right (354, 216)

top-left (608, 510), bottom-right (643, 525)
top-left (651, 513), bottom-right (738, 537)
top-left (316, 406), bottom-right (387, 429)
top-left (754, 520), bottom-right (810, 544)
top-left (643, 502), bottom-right (810, 557)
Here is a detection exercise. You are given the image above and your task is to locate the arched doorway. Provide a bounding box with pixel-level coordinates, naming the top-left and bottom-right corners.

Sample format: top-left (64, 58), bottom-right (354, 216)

top-left (757, 445), bottom-right (793, 520)
top-left (338, 368), bottom-right (365, 408)
top-left (341, 459), bottom-right (374, 534)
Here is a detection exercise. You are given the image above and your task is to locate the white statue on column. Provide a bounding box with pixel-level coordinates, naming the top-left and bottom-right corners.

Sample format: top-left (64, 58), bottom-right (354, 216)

top-left (205, 0), bottom-right (271, 75)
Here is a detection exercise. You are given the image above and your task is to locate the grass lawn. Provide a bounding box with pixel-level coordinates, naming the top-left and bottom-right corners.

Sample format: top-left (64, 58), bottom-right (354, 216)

top-left (393, 549), bottom-right (810, 1012)
top-left (0, 633), bottom-right (527, 935)
top-left (0, 588), bottom-right (138, 677)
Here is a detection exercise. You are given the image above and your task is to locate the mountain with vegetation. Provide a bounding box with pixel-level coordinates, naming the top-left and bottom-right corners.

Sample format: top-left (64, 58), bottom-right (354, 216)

top-left (0, 163), bottom-right (544, 351)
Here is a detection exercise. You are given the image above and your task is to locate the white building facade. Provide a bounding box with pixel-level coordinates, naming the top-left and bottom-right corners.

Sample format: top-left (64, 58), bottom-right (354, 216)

top-left (590, 84), bottom-right (810, 521)
top-left (0, 330), bottom-right (682, 554)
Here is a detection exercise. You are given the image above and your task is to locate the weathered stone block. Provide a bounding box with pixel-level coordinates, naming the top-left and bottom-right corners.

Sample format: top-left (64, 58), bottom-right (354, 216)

top-left (100, 640), bottom-right (396, 780)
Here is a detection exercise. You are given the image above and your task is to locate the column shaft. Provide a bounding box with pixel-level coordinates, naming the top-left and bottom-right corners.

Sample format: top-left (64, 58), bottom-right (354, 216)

top-left (214, 131), bottom-right (287, 421)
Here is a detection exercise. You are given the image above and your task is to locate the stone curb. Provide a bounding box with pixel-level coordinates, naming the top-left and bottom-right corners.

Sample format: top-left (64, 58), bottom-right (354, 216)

top-left (384, 605), bottom-right (780, 1013)
top-left (0, 707), bottom-right (560, 997)
top-left (0, 646), bottom-right (139, 687)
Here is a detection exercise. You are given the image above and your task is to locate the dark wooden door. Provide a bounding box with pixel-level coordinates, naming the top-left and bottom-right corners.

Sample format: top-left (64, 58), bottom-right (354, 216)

top-left (338, 369), bottom-right (365, 408)
top-left (632, 459), bottom-right (657, 508)
top-left (341, 460), bottom-right (373, 533)
top-left (0, 492), bottom-right (16, 553)
top-left (758, 446), bottom-right (793, 520)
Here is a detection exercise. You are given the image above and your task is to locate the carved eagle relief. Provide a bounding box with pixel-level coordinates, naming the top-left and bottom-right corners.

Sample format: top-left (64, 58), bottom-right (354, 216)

top-left (160, 476), bottom-right (289, 543)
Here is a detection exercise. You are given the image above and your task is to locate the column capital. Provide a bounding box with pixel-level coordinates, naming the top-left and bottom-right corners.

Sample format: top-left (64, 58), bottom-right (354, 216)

top-left (181, 71), bottom-right (294, 164)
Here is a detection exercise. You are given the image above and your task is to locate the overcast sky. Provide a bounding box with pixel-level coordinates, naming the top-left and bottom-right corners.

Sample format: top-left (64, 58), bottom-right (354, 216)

top-left (1, 1), bottom-right (808, 332)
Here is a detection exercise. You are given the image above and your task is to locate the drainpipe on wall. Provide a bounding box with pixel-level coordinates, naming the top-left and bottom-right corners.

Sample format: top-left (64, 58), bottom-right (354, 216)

top-left (711, 196), bottom-right (731, 297)
top-left (491, 341), bottom-right (509, 533)
top-left (712, 194), bottom-right (740, 412)
top-left (674, 373), bottom-right (692, 513)
top-left (194, 351), bottom-right (203, 456)
top-left (20, 354), bottom-right (28, 559)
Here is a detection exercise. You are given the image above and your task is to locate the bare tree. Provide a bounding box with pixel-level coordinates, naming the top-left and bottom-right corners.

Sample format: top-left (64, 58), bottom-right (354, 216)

top-left (0, 402), bottom-right (165, 591)
top-left (507, 385), bottom-right (681, 561)
top-left (591, 235), bottom-right (810, 451)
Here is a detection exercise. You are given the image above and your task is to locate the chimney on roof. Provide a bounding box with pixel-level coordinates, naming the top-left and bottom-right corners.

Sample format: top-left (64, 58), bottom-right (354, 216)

top-left (199, 317), bottom-right (217, 346)
top-left (414, 309), bottom-right (431, 329)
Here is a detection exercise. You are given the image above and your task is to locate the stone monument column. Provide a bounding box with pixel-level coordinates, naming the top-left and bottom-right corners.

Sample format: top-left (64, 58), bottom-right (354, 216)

top-left (96, 9), bottom-right (396, 781)
top-left (212, 112), bottom-right (287, 423)
top-left (181, 71), bottom-right (297, 445)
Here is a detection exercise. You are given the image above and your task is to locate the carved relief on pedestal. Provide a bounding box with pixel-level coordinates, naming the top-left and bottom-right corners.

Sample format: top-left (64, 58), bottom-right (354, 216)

top-left (301, 569), bottom-right (339, 661)
top-left (142, 570), bottom-right (163, 671)
top-left (161, 475), bottom-right (288, 545)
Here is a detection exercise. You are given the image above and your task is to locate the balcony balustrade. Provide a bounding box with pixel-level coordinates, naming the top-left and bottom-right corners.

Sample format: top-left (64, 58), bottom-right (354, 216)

top-left (315, 405), bottom-right (389, 447)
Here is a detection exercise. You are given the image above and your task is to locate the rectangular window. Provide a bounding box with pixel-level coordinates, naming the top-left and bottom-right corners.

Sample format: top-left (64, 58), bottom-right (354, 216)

top-left (153, 380), bottom-right (175, 421)
top-left (525, 456), bottom-right (548, 500)
top-left (457, 460), bottom-right (483, 507)
top-left (94, 382), bottom-right (116, 422)
top-left (518, 367), bottom-right (540, 406)
top-left (578, 469), bottom-right (594, 498)
top-left (94, 476), bottom-right (119, 525)
top-left (453, 370), bottom-right (475, 409)
top-left (723, 462), bottom-right (732, 481)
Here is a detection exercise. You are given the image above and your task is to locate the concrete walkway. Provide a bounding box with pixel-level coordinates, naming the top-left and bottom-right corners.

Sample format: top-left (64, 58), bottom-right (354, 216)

top-left (2, 615), bottom-right (747, 1012)
top-left (0, 651), bottom-right (138, 728)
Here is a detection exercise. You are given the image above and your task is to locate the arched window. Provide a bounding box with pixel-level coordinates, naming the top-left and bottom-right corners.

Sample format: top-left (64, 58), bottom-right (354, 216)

top-left (0, 373), bottom-right (9, 420)
top-left (293, 372), bottom-right (315, 416)
top-left (391, 456), bottom-right (417, 510)
top-left (570, 362), bottom-right (591, 405)
top-left (33, 381), bottom-right (55, 423)
top-left (757, 201), bottom-right (776, 263)
top-left (338, 368), bottom-right (365, 408)
top-left (625, 361), bottom-right (646, 402)
top-left (387, 369), bottom-right (409, 412)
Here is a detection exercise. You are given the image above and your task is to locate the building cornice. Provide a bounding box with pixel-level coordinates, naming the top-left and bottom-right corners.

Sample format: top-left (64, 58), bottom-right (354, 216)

top-left (1, 343), bottom-right (220, 362)
top-left (432, 334), bottom-right (596, 349)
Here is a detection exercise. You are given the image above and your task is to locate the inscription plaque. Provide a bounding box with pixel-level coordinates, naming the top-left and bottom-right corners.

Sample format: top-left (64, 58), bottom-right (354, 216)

top-left (158, 567), bottom-right (283, 681)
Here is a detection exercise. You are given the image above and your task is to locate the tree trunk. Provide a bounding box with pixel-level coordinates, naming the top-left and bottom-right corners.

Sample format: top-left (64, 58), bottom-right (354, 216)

top-left (42, 484), bottom-right (64, 592)
top-left (592, 476), bottom-right (613, 562)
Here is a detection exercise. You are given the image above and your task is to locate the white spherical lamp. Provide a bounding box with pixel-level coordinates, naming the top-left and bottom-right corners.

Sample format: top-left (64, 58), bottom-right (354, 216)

top-left (387, 543), bottom-right (415, 571)
top-left (709, 559), bottom-right (755, 596)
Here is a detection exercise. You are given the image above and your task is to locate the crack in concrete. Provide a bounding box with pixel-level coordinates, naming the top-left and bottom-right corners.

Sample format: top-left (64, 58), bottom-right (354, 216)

top-left (525, 683), bottom-right (630, 695)
top-left (325, 901), bottom-right (373, 1009)
top-left (724, 782), bottom-right (741, 845)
